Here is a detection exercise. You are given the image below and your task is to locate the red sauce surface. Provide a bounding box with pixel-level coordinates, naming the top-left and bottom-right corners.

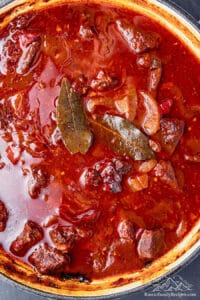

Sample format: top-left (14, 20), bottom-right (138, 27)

top-left (0, 3), bottom-right (199, 280)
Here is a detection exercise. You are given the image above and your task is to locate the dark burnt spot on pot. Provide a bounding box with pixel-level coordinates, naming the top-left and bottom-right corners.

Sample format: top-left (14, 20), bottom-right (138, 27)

top-left (31, 274), bottom-right (42, 283)
top-left (3, 262), bottom-right (26, 277)
top-left (61, 273), bottom-right (91, 283)
top-left (3, 263), bottom-right (16, 274)
top-left (32, 275), bottom-right (59, 288)
top-left (144, 260), bottom-right (152, 267)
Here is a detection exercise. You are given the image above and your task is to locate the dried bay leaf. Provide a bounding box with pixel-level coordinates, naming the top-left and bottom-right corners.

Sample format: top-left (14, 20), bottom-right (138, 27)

top-left (90, 114), bottom-right (155, 160)
top-left (57, 78), bottom-right (93, 154)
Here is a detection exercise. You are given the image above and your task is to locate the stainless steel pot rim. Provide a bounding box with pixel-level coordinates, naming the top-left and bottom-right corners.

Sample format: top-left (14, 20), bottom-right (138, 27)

top-left (0, 0), bottom-right (15, 8)
top-left (157, 0), bottom-right (200, 30)
top-left (0, 0), bottom-right (199, 299)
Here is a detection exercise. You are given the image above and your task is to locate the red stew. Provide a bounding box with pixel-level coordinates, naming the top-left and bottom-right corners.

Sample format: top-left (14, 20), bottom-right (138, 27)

top-left (0, 2), bottom-right (200, 281)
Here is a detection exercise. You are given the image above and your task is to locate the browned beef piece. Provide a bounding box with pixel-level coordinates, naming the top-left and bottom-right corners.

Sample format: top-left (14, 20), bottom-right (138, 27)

top-left (155, 118), bottom-right (184, 155)
top-left (90, 70), bottom-right (118, 92)
top-left (49, 226), bottom-right (75, 252)
top-left (83, 158), bottom-right (131, 193)
top-left (117, 220), bottom-right (134, 242)
top-left (137, 53), bottom-right (162, 94)
top-left (0, 102), bottom-right (14, 130)
top-left (116, 20), bottom-right (161, 54)
top-left (148, 58), bottom-right (162, 93)
top-left (29, 244), bottom-right (68, 275)
top-left (17, 37), bottom-right (41, 75)
top-left (137, 229), bottom-right (164, 259)
top-left (154, 160), bottom-right (179, 190)
top-left (0, 200), bottom-right (8, 232)
top-left (84, 168), bottom-right (102, 187)
top-left (10, 221), bottom-right (43, 256)
top-left (28, 165), bottom-right (49, 199)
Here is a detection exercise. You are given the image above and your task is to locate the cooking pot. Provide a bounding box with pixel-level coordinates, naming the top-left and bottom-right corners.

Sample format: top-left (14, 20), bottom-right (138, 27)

top-left (0, 0), bottom-right (199, 298)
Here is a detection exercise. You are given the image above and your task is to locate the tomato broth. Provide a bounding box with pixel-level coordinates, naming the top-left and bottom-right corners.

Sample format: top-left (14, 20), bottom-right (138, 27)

top-left (0, 2), bottom-right (199, 281)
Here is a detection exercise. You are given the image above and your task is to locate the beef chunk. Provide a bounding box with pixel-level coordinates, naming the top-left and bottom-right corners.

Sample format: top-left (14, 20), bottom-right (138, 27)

top-left (149, 69), bottom-right (161, 93)
top-left (83, 168), bottom-right (102, 187)
top-left (10, 221), bottom-right (43, 256)
top-left (155, 118), bottom-right (184, 155)
top-left (116, 20), bottom-right (161, 54)
top-left (137, 229), bottom-right (164, 259)
top-left (137, 54), bottom-right (162, 93)
top-left (0, 102), bottom-right (14, 130)
top-left (49, 226), bottom-right (75, 253)
top-left (17, 37), bottom-right (41, 75)
top-left (0, 200), bottom-right (8, 232)
top-left (28, 165), bottom-right (49, 199)
top-left (148, 60), bottom-right (162, 93)
top-left (87, 77), bottom-right (137, 122)
top-left (29, 244), bottom-right (68, 275)
top-left (154, 160), bottom-right (179, 190)
top-left (90, 70), bottom-right (118, 92)
top-left (117, 220), bottom-right (134, 242)
top-left (82, 158), bottom-right (131, 193)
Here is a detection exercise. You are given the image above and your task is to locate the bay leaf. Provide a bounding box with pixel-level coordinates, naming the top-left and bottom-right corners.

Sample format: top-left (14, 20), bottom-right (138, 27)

top-left (90, 114), bottom-right (154, 160)
top-left (57, 78), bottom-right (93, 154)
